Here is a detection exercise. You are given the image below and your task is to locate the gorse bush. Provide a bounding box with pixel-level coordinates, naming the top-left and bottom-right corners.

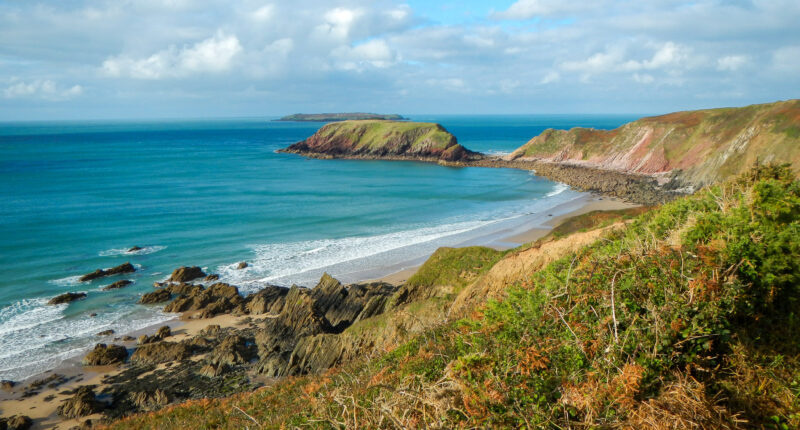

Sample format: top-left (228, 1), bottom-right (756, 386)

top-left (104, 164), bottom-right (800, 429)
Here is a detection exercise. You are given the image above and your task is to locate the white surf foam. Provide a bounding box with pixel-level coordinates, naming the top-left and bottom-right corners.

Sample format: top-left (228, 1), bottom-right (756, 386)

top-left (546, 183), bottom-right (570, 197)
top-left (99, 245), bottom-right (166, 257)
top-left (48, 275), bottom-right (83, 287)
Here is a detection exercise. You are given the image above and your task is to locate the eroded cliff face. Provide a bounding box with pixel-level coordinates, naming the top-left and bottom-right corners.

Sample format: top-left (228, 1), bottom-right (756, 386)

top-left (507, 99), bottom-right (800, 189)
top-left (282, 120), bottom-right (478, 162)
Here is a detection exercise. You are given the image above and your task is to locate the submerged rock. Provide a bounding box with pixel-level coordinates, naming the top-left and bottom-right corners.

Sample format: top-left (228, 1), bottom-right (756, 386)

top-left (56, 386), bottom-right (104, 418)
top-left (102, 279), bottom-right (133, 291)
top-left (97, 329), bottom-right (115, 336)
top-left (79, 262), bottom-right (135, 282)
top-left (128, 246), bottom-right (143, 252)
top-left (139, 289), bottom-right (171, 304)
top-left (236, 262), bottom-right (248, 269)
top-left (83, 344), bottom-right (128, 366)
top-left (167, 266), bottom-right (206, 283)
top-left (204, 274), bottom-right (220, 282)
top-left (48, 292), bottom-right (87, 305)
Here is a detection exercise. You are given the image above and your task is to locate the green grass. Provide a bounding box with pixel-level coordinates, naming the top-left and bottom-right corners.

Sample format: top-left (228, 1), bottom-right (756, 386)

top-left (405, 246), bottom-right (506, 291)
top-left (103, 165), bottom-right (800, 429)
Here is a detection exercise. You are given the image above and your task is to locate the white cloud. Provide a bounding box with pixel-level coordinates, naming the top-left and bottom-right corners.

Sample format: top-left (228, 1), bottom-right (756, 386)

top-left (633, 73), bottom-right (654, 84)
top-left (621, 42), bottom-right (689, 71)
top-left (315, 8), bottom-right (363, 40)
top-left (540, 71), bottom-right (560, 84)
top-left (3, 80), bottom-right (83, 100)
top-left (102, 31), bottom-right (242, 79)
top-left (492, 0), bottom-right (596, 20)
top-left (717, 55), bottom-right (748, 71)
top-left (251, 4), bottom-right (274, 22)
top-left (771, 45), bottom-right (800, 73)
top-left (331, 39), bottom-right (398, 71)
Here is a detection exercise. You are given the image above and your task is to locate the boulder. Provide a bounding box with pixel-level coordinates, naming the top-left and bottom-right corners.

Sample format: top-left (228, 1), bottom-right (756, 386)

top-left (79, 262), bottom-right (135, 282)
top-left (140, 289), bottom-right (171, 304)
top-left (56, 386), bottom-right (104, 418)
top-left (1, 380), bottom-right (15, 391)
top-left (236, 262), bottom-right (248, 269)
top-left (204, 274), bottom-right (220, 282)
top-left (0, 415), bottom-right (32, 430)
top-left (167, 266), bottom-right (206, 283)
top-left (128, 389), bottom-right (169, 412)
top-left (102, 279), bottom-right (132, 291)
top-left (162, 282), bottom-right (243, 318)
top-left (130, 341), bottom-right (193, 365)
top-left (156, 325), bottom-right (171, 339)
top-left (48, 292), bottom-right (86, 305)
top-left (122, 336), bottom-right (135, 341)
top-left (138, 325), bottom-right (171, 345)
top-left (97, 329), bottom-right (115, 336)
top-left (83, 344), bottom-right (128, 366)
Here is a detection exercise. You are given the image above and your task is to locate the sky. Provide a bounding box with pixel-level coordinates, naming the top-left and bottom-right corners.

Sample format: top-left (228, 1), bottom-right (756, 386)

top-left (0, 0), bottom-right (798, 120)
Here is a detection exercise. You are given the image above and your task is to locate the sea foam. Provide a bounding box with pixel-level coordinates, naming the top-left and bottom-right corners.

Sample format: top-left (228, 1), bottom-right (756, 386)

top-left (99, 245), bottom-right (166, 257)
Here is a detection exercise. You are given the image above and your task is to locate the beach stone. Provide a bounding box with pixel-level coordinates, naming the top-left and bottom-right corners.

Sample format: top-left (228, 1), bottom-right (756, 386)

top-left (140, 289), bottom-right (171, 304)
top-left (102, 279), bottom-right (132, 291)
top-left (83, 344), bottom-right (128, 366)
top-left (130, 341), bottom-right (193, 365)
top-left (57, 386), bottom-right (104, 418)
top-left (1, 415), bottom-right (33, 430)
top-left (204, 274), bottom-right (220, 282)
top-left (48, 292), bottom-right (87, 305)
top-left (167, 266), bottom-right (206, 283)
top-left (122, 336), bottom-right (135, 341)
top-left (129, 389), bottom-right (169, 412)
top-left (236, 262), bottom-right (248, 269)
top-left (97, 329), bottom-right (115, 336)
top-left (128, 246), bottom-right (143, 252)
top-left (1, 380), bottom-right (16, 391)
top-left (79, 262), bottom-right (135, 282)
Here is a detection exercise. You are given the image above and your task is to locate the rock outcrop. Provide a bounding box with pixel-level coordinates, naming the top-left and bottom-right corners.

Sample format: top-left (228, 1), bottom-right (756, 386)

top-left (48, 292), bottom-right (87, 305)
top-left (79, 262), bottom-right (135, 282)
top-left (0, 415), bottom-right (32, 430)
top-left (130, 341), bottom-right (193, 365)
top-left (281, 120), bottom-right (478, 162)
top-left (56, 386), bottom-right (104, 418)
top-left (83, 344), bottom-right (128, 366)
top-left (167, 266), bottom-right (206, 283)
top-left (139, 289), bottom-right (171, 304)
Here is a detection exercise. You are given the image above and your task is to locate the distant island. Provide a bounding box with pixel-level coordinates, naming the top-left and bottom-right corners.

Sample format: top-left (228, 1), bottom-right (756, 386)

top-left (275, 113), bottom-right (407, 122)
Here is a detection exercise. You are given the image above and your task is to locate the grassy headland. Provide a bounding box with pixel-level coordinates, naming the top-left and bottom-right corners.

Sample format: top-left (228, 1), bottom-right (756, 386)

top-left (276, 113), bottom-right (407, 122)
top-left (103, 164), bottom-right (800, 429)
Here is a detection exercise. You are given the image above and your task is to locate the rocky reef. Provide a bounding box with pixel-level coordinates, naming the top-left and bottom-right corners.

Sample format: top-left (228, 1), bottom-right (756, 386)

top-left (281, 120), bottom-right (479, 162)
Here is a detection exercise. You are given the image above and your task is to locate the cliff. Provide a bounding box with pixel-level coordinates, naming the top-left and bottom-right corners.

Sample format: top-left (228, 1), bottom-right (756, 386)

top-left (276, 113), bottom-right (406, 122)
top-left (507, 99), bottom-right (800, 191)
top-left (281, 120), bottom-right (479, 162)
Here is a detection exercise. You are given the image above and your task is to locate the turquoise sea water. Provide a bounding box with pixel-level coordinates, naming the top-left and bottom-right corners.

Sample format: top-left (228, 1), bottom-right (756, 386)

top-left (0, 115), bottom-right (635, 380)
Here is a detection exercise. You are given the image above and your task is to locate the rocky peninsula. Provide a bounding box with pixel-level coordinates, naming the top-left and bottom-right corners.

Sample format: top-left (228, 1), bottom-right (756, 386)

top-left (276, 113), bottom-right (406, 122)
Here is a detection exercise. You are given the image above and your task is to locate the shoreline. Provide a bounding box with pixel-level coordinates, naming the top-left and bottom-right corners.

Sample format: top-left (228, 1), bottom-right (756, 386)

top-left (0, 190), bottom-right (637, 427)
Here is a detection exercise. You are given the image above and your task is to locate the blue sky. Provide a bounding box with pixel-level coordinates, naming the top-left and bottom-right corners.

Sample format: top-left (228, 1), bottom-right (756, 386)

top-left (0, 0), bottom-right (798, 120)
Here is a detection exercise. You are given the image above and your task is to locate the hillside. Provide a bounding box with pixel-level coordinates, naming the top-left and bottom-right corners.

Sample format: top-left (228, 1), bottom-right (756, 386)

top-left (507, 99), bottom-right (800, 191)
top-left (281, 120), bottom-right (478, 162)
top-left (276, 113), bottom-right (407, 122)
top-left (103, 164), bottom-right (800, 429)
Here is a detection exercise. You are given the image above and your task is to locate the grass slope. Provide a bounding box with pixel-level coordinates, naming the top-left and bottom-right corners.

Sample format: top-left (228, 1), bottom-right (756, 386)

top-left (104, 165), bottom-right (800, 429)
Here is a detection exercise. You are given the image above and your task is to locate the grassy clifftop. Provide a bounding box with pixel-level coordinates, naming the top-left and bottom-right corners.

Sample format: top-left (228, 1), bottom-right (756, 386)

top-left (509, 99), bottom-right (800, 189)
top-left (282, 120), bottom-right (477, 162)
top-left (103, 164), bottom-right (800, 429)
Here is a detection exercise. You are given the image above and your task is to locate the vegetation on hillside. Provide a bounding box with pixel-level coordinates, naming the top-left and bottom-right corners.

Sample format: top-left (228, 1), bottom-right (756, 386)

top-left (104, 165), bottom-right (800, 429)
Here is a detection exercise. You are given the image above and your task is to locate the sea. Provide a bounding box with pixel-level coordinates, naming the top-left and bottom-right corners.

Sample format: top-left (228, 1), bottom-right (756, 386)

top-left (0, 114), bottom-right (635, 381)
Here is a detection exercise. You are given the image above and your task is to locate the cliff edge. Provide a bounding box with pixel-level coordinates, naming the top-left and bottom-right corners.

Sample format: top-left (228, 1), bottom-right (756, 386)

top-left (507, 99), bottom-right (800, 191)
top-left (281, 120), bottom-right (479, 162)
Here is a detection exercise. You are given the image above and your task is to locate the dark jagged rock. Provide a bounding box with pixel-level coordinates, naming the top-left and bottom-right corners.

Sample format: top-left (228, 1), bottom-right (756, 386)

top-left (137, 325), bottom-right (171, 345)
top-left (128, 389), bottom-right (169, 412)
top-left (207, 335), bottom-right (254, 367)
top-left (130, 341), bottom-right (193, 365)
top-left (0, 415), bottom-right (33, 430)
top-left (57, 386), bottom-right (104, 418)
top-left (48, 292), bottom-right (87, 305)
top-left (128, 246), bottom-right (142, 252)
top-left (102, 279), bottom-right (132, 291)
top-left (236, 262), bottom-right (248, 269)
top-left (83, 344), bottom-right (128, 366)
top-left (167, 266), bottom-right (206, 283)
top-left (244, 285), bottom-right (289, 315)
top-left (204, 274), bottom-right (220, 282)
top-left (139, 289), bottom-right (171, 304)
top-left (162, 282), bottom-right (244, 318)
top-left (79, 262), bottom-right (135, 282)
top-left (97, 329), bottom-right (115, 336)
